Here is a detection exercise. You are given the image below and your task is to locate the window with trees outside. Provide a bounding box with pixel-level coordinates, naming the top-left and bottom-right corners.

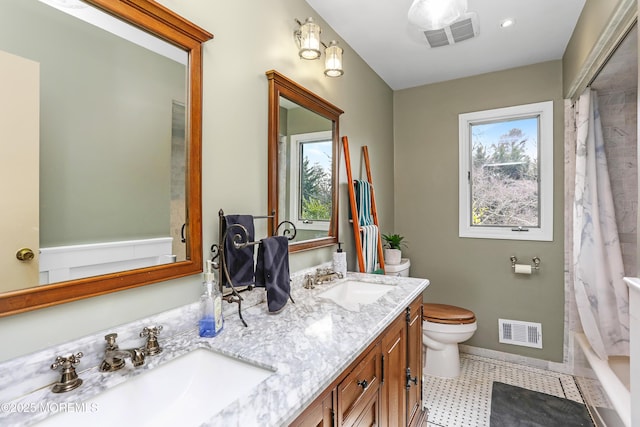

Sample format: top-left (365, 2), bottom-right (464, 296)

top-left (289, 131), bottom-right (332, 232)
top-left (458, 101), bottom-right (553, 241)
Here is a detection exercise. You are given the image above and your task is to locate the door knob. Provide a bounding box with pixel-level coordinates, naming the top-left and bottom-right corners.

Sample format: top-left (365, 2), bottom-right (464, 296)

top-left (16, 248), bottom-right (35, 261)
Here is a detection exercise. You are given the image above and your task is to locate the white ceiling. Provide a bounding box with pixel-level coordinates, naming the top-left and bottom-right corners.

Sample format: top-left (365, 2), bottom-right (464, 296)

top-left (304, 0), bottom-right (587, 90)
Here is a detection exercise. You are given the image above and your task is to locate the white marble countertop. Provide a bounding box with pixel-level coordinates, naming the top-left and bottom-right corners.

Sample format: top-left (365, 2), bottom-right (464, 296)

top-left (0, 272), bottom-right (428, 427)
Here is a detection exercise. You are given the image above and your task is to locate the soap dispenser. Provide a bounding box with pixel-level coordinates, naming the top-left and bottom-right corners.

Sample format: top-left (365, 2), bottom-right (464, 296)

top-left (333, 242), bottom-right (347, 278)
top-left (199, 260), bottom-right (223, 337)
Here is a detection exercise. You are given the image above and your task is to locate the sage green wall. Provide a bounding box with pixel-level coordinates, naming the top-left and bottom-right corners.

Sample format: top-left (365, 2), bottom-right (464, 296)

top-left (0, 0), bottom-right (394, 362)
top-left (394, 61), bottom-right (565, 361)
top-left (287, 107), bottom-right (332, 134)
top-left (563, 0), bottom-right (624, 97)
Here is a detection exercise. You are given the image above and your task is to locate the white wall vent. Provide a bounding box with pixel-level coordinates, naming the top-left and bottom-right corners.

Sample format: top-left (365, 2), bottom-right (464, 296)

top-left (423, 12), bottom-right (479, 48)
top-left (498, 319), bottom-right (542, 349)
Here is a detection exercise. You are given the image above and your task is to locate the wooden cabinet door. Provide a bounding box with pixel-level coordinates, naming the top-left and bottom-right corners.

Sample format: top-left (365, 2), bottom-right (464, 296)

top-left (379, 314), bottom-right (406, 427)
top-left (291, 388), bottom-right (334, 427)
top-left (407, 298), bottom-right (427, 426)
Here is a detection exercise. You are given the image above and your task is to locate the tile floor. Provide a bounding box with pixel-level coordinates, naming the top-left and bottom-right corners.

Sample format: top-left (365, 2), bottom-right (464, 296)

top-left (422, 354), bottom-right (587, 427)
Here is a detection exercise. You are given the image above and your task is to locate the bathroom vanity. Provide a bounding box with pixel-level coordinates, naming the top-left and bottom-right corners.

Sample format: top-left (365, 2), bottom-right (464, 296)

top-left (0, 269), bottom-right (429, 426)
top-left (292, 294), bottom-right (425, 427)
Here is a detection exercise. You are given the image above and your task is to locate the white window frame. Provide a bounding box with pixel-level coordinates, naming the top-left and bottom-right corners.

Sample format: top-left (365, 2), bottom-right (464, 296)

top-left (289, 131), bottom-right (332, 231)
top-left (458, 101), bottom-right (553, 241)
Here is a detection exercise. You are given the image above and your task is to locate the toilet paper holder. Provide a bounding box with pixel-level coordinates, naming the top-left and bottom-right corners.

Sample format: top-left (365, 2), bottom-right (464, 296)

top-left (510, 255), bottom-right (541, 272)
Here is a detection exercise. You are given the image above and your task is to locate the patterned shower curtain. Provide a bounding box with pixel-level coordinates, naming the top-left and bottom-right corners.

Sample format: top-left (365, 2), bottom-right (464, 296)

top-left (573, 88), bottom-right (630, 360)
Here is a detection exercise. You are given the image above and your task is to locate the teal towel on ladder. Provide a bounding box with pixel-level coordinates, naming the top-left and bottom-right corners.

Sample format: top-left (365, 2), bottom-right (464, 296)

top-left (354, 180), bottom-right (378, 272)
top-left (354, 180), bottom-right (373, 225)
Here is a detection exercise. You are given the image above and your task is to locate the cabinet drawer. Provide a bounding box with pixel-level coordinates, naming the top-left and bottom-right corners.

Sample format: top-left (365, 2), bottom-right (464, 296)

top-left (338, 343), bottom-right (381, 426)
top-left (351, 391), bottom-right (379, 427)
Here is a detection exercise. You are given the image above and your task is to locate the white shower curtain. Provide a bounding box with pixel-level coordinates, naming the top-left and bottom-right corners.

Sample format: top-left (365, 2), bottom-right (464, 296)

top-left (573, 89), bottom-right (630, 360)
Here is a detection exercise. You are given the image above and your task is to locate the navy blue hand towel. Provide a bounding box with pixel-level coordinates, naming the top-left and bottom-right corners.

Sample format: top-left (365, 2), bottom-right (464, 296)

top-left (255, 236), bottom-right (291, 313)
top-left (222, 214), bottom-right (255, 287)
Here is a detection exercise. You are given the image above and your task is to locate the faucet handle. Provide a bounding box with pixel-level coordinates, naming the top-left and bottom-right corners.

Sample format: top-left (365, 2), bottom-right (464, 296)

top-left (304, 274), bottom-right (315, 289)
top-left (51, 352), bottom-right (83, 369)
top-left (104, 333), bottom-right (118, 348)
top-left (50, 352), bottom-right (83, 393)
top-left (140, 325), bottom-right (163, 356)
top-left (140, 325), bottom-right (163, 338)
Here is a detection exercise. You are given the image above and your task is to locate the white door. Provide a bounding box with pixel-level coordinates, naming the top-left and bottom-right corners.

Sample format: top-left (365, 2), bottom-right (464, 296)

top-left (0, 49), bottom-right (40, 292)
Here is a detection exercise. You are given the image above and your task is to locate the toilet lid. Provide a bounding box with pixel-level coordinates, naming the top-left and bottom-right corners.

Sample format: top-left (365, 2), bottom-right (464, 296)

top-left (423, 303), bottom-right (476, 324)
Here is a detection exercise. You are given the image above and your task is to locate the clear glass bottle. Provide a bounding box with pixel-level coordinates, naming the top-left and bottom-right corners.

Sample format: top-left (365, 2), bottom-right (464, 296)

top-left (199, 260), bottom-right (223, 337)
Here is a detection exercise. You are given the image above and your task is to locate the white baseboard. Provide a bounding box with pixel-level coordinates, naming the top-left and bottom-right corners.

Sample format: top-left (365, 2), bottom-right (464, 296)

top-left (459, 344), bottom-right (574, 375)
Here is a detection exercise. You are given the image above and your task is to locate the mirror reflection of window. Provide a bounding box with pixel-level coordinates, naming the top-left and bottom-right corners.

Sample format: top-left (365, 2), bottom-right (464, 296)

top-left (290, 132), bottom-right (333, 233)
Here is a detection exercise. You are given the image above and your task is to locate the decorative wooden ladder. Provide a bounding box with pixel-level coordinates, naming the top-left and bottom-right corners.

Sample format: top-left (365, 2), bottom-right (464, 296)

top-left (342, 136), bottom-right (385, 273)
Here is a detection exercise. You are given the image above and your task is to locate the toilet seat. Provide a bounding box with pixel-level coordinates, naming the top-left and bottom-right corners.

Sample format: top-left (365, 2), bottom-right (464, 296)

top-left (423, 303), bottom-right (476, 325)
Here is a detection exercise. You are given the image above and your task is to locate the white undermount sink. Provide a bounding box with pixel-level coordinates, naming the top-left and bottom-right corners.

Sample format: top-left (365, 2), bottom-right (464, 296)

top-left (37, 348), bottom-right (274, 427)
top-left (318, 280), bottom-right (395, 311)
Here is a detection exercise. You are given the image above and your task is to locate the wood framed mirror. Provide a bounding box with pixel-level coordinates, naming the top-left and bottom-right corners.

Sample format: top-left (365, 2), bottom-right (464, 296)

top-left (266, 70), bottom-right (343, 252)
top-left (0, 0), bottom-right (212, 316)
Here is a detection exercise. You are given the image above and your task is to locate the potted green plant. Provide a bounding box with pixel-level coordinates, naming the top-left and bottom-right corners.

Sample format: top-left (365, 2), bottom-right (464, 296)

top-left (382, 233), bottom-right (406, 265)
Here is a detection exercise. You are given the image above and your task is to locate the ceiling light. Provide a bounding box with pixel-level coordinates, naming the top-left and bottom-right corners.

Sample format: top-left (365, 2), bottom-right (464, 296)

top-left (408, 0), bottom-right (468, 31)
top-left (500, 18), bottom-right (515, 28)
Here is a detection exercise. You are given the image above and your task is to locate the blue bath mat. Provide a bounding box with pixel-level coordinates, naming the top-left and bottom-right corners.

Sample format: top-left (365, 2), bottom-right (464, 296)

top-left (490, 382), bottom-right (594, 427)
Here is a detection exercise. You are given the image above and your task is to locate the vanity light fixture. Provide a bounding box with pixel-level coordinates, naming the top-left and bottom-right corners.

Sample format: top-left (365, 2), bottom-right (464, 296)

top-left (294, 17), bottom-right (322, 60)
top-left (324, 40), bottom-right (344, 77)
top-left (294, 18), bottom-right (344, 77)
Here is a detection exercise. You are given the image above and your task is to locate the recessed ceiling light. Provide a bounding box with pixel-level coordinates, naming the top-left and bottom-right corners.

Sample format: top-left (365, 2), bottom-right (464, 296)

top-left (500, 18), bottom-right (515, 28)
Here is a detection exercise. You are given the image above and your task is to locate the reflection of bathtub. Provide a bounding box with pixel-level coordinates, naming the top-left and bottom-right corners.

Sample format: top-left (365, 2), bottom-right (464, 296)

top-left (39, 237), bottom-right (175, 284)
top-left (575, 333), bottom-right (630, 427)
top-left (624, 277), bottom-right (639, 427)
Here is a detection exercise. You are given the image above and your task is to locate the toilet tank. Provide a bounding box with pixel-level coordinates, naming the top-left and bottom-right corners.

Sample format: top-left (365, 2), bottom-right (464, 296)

top-left (384, 258), bottom-right (410, 277)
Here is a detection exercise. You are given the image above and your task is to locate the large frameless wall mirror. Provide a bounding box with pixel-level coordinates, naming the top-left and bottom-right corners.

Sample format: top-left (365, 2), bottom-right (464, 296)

top-left (266, 70), bottom-right (343, 252)
top-left (0, 0), bottom-right (212, 316)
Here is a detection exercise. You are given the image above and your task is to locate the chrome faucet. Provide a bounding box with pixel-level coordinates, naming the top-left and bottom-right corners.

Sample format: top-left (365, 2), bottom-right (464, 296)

top-left (99, 333), bottom-right (145, 372)
top-left (304, 267), bottom-right (343, 289)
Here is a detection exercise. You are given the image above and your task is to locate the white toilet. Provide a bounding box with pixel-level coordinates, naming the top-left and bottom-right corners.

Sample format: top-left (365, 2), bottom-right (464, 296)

top-left (384, 258), bottom-right (411, 277)
top-left (422, 303), bottom-right (477, 378)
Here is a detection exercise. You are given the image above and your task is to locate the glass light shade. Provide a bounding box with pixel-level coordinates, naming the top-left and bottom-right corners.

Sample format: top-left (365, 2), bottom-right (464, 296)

top-left (407, 0), bottom-right (467, 30)
top-left (298, 17), bottom-right (321, 60)
top-left (324, 41), bottom-right (343, 77)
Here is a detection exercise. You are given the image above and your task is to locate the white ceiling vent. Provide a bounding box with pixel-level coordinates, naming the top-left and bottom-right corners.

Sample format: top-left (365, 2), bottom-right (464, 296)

top-left (423, 12), bottom-right (479, 48)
